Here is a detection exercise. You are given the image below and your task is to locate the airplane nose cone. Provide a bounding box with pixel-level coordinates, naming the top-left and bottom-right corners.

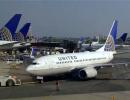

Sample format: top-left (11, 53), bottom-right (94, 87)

top-left (26, 66), bottom-right (33, 73)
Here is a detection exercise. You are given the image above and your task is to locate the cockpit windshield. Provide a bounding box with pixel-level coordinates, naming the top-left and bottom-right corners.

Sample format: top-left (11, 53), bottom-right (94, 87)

top-left (32, 62), bottom-right (39, 65)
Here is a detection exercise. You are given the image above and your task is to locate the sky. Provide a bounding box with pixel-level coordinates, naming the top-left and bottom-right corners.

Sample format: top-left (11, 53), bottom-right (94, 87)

top-left (0, 0), bottom-right (130, 38)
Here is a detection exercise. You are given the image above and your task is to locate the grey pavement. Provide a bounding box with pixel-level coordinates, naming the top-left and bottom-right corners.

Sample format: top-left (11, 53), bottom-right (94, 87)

top-left (4, 91), bottom-right (130, 100)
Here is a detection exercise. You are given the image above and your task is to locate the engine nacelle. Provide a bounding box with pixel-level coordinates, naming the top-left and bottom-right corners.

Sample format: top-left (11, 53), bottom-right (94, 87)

top-left (79, 68), bottom-right (97, 80)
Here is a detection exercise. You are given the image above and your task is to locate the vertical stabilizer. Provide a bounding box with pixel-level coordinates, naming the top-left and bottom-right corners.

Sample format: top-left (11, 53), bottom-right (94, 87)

top-left (30, 47), bottom-right (37, 59)
top-left (5, 14), bottom-right (22, 39)
top-left (119, 33), bottom-right (128, 43)
top-left (96, 20), bottom-right (118, 52)
top-left (16, 23), bottom-right (31, 42)
top-left (20, 23), bottom-right (31, 39)
top-left (0, 14), bottom-right (22, 41)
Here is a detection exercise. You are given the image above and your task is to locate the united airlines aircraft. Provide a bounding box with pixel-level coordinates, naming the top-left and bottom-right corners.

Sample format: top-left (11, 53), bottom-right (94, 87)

top-left (0, 14), bottom-right (22, 45)
top-left (80, 32), bottom-right (128, 51)
top-left (13, 23), bottom-right (31, 48)
top-left (26, 20), bottom-right (118, 80)
top-left (15, 23), bottom-right (31, 42)
top-left (0, 14), bottom-right (31, 49)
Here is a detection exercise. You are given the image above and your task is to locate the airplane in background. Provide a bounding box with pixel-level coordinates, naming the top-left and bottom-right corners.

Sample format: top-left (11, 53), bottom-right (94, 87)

top-left (15, 23), bottom-right (31, 42)
top-left (26, 20), bottom-right (119, 80)
top-left (116, 33), bottom-right (128, 44)
top-left (0, 14), bottom-right (31, 49)
top-left (0, 14), bottom-right (22, 45)
top-left (79, 32), bottom-right (128, 51)
top-left (13, 23), bottom-right (31, 48)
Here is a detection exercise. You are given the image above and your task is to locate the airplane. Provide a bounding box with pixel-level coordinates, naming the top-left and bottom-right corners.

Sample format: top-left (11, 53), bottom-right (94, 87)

top-left (80, 32), bottom-right (128, 51)
top-left (0, 14), bottom-right (22, 48)
top-left (15, 23), bottom-right (31, 42)
top-left (13, 23), bottom-right (31, 48)
top-left (0, 14), bottom-right (21, 42)
top-left (0, 14), bottom-right (31, 49)
top-left (116, 33), bottom-right (128, 44)
top-left (26, 20), bottom-right (119, 80)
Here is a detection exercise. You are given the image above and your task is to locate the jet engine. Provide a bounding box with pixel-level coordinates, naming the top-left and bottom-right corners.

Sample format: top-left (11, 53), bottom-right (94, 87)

top-left (78, 68), bottom-right (97, 80)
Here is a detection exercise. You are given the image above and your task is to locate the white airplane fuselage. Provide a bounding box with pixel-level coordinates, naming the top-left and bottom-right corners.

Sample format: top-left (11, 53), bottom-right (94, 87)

top-left (27, 19), bottom-right (118, 79)
top-left (27, 51), bottom-right (114, 76)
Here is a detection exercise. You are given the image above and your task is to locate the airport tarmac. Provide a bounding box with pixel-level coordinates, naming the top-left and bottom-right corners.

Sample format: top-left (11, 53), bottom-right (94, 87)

top-left (4, 91), bottom-right (130, 100)
top-left (2, 80), bottom-right (130, 100)
top-left (0, 47), bottom-right (130, 100)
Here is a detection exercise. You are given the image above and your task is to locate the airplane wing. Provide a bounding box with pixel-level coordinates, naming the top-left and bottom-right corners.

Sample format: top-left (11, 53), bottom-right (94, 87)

top-left (0, 40), bottom-right (18, 45)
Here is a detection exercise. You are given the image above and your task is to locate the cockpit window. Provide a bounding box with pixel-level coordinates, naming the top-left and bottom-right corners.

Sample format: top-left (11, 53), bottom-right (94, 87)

top-left (32, 62), bottom-right (38, 65)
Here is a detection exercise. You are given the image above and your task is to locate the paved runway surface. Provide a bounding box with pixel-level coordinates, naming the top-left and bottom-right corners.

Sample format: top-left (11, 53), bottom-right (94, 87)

top-left (4, 91), bottom-right (130, 100)
top-left (1, 79), bottom-right (130, 99)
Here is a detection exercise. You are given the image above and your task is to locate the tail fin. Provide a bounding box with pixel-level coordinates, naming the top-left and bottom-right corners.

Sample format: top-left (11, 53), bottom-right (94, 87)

top-left (30, 47), bottom-right (37, 59)
top-left (20, 23), bottom-right (31, 39)
top-left (96, 20), bottom-right (118, 52)
top-left (77, 37), bottom-right (85, 49)
top-left (16, 23), bottom-right (31, 42)
top-left (79, 37), bottom-right (85, 44)
top-left (92, 36), bottom-right (99, 42)
top-left (118, 33), bottom-right (128, 43)
top-left (0, 14), bottom-right (22, 41)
